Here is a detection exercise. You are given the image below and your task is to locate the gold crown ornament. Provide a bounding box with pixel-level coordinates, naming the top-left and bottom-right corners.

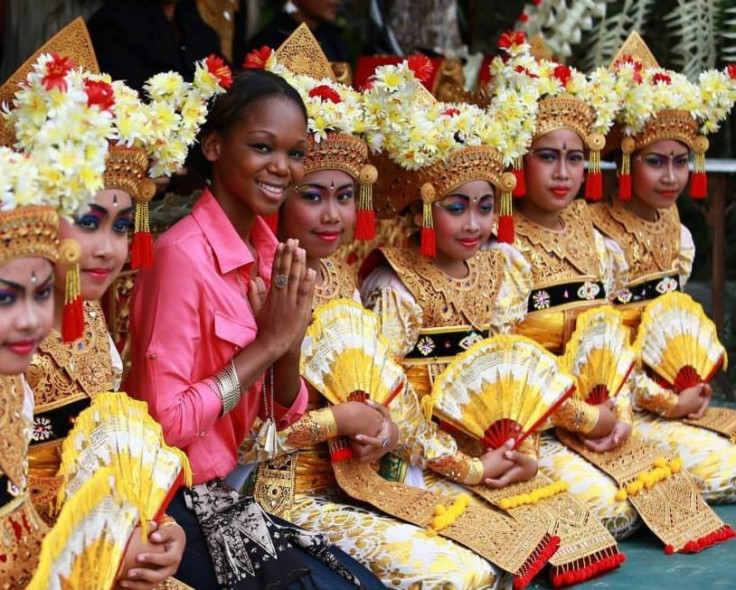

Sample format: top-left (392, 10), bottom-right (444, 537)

top-left (487, 31), bottom-right (618, 203)
top-left (243, 24), bottom-right (378, 240)
top-left (609, 32), bottom-right (736, 200)
top-left (364, 48), bottom-right (533, 253)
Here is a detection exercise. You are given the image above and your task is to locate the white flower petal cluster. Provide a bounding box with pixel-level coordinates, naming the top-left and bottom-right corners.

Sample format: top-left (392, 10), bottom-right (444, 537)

top-left (0, 147), bottom-right (40, 212)
top-left (3, 54), bottom-right (115, 216)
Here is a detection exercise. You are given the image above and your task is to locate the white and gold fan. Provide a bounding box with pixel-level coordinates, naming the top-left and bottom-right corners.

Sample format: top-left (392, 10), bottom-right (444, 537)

top-left (301, 299), bottom-right (405, 406)
top-left (58, 391), bottom-right (191, 528)
top-left (430, 335), bottom-right (575, 449)
top-left (635, 292), bottom-right (727, 391)
top-left (28, 467), bottom-right (140, 590)
top-left (562, 307), bottom-right (636, 405)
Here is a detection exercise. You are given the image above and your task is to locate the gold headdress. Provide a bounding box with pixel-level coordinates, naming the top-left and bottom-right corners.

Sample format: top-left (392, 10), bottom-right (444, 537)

top-left (244, 24), bottom-right (378, 239)
top-left (365, 50), bottom-right (531, 252)
top-left (609, 32), bottom-right (736, 200)
top-left (487, 32), bottom-right (617, 202)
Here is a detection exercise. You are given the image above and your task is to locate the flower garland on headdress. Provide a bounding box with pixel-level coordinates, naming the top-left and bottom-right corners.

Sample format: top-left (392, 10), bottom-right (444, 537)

top-left (488, 31), bottom-right (620, 202)
top-left (244, 34), bottom-right (378, 240)
top-left (365, 52), bottom-right (533, 251)
top-left (610, 33), bottom-right (736, 200)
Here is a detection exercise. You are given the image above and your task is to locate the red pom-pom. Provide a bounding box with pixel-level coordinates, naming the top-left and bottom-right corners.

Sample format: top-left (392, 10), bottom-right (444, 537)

top-left (131, 231), bottom-right (154, 270)
top-left (420, 225), bottom-right (436, 257)
top-left (689, 171), bottom-right (707, 198)
top-left (585, 170), bottom-right (603, 201)
top-left (618, 173), bottom-right (632, 200)
top-left (83, 79), bottom-right (115, 111)
top-left (355, 208), bottom-right (376, 241)
top-left (62, 297), bottom-right (84, 343)
top-left (243, 46), bottom-right (273, 69)
top-left (407, 54), bottom-right (434, 83)
top-left (497, 214), bottom-right (514, 244)
top-left (517, 13), bottom-right (529, 22)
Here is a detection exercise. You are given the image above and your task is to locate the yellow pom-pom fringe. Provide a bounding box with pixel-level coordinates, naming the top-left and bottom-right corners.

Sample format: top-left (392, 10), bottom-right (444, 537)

top-left (616, 457), bottom-right (681, 501)
top-left (497, 480), bottom-right (569, 511)
top-left (429, 494), bottom-right (471, 532)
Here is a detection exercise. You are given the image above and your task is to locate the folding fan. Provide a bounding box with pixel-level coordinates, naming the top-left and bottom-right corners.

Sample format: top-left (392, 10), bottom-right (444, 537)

top-left (562, 307), bottom-right (636, 405)
top-left (58, 391), bottom-right (191, 528)
top-left (28, 467), bottom-right (140, 590)
top-left (301, 298), bottom-right (405, 407)
top-left (430, 335), bottom-right (576, 449)
top-left (635, 292), bottom-right (727, 391)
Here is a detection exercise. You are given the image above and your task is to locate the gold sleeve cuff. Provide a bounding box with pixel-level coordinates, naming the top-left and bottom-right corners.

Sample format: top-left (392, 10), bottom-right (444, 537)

top-left (284, 408), bottom-right (338, 447)
top-left (552, 398), bottom-right (599, 435)
top-left (641, 388), bottom-right (679, 418)
top-left (517, 434), bottom-right (539, 462)
top-left (613, 395), bottom-right (634, 425)
top-left (429, 453), bottom-right (484, 485)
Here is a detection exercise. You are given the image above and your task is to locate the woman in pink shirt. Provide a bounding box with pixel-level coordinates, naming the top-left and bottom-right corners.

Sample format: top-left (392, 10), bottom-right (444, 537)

top-left (127, 69), bottom-right (384, 590)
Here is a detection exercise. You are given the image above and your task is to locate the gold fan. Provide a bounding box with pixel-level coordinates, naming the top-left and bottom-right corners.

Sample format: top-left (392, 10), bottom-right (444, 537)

top-left (430, 335), bottom-right (575, 449)
top-left (28, 467), bottom-right (140, 590)
top-left (562, 307), bottom-right (636, 405)
top-left (58, 392), bottom-right (191, 528)
top-left (635, 292), bottom-right (727, 391)
top-left (301, 298), bottom-right (405, 406)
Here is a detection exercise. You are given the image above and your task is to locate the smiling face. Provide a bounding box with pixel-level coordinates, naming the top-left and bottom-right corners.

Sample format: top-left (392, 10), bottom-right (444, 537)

top-left (279, 168), bottom-right (356, 261)
top-left (0, 256), bottom-right (54, 375)
top-left (424, 179), bottom-right (495, 266)
top-left (522, 128), bottom-right (585, 217)
top-left (203, 97), bottom-right (309, 221)
top-left (630, 139), bottom-right (690, 211)
top-left (56, 189), bottom-right (134, 301)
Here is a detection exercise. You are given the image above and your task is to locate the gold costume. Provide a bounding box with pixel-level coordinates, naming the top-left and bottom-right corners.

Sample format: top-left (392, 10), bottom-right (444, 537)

top-left (243, 256), bottom-right (505, 590)
top-left (513, 200), bottom-right (641, 538)
top-left (592, 200), bottom-right (736, 504)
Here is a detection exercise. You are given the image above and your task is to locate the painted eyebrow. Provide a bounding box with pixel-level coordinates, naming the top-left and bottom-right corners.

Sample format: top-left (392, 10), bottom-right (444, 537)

top-left (533, 146), bottom-right (585, 153)
top-left (641, 151), bottom-right (690, 158)
top-left (0, 271), bottom-right (53, 292)
top-left (298, 183), bottom-right (355, 191)
top-left (83, 203), bottom-right (135, 217)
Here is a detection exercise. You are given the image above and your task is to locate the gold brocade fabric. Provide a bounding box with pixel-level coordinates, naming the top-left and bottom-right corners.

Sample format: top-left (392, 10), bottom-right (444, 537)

top-left (26, 301), bottom-right (115, 412)
top-left (379, 247), bottom-right (503, 330)
top-left (313, 257), bottom-right (359, 307)
top-left (557, 430), bottom-right (731, 551)
top-left (589, 201), bottom-right (680, 283)
top-left (0, 376), bottom-right (28, 491)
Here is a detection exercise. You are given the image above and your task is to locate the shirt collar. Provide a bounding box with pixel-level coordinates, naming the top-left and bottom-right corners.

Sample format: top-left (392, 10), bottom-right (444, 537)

top-left (192, 188), bottom-right (277, 276)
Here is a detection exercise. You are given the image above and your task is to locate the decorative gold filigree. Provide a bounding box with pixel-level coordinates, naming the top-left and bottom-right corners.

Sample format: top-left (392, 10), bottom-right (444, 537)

top-left (535, 95), bottom-right (596, 144)
top-left (104, 145), bottom-right (155, 202)
top-left (0, 207), bottom-right (59, 268)
top-left (274, 23), bottom-right (336, 81)
top-left (0, 376), bottom-right (29, 490)
top-left (304, 133), bottom-right (368, 180)
top-left (683, 407), bottom-right (736, 442)
top-left (0, 494), bottom-right (48, 589)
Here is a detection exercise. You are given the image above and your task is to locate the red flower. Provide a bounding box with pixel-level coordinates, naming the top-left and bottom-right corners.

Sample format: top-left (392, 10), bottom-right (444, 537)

top-left (553, 64), bottom-right (572, 87)
top-left (308, 85), bottom-right (342, 104)
top-left (407, 54), bottom-right (434, 83)
top-left (514, 65), bottom-right (538, 79)
top-left (652, 72), bottom-right (671, 85)
top-left (83, 79), bottom-right (115, 111)
top-left (498, 30), bottom-right (527, 51)
top-left (613, 54), bottom-right (643, 83)
top-left (41, 53), bottom-right (75, 92)
top-left (443, 107), bottom-right (460, 117)
top-left (205, 55), bottom-right (232, 89)
top-left (727, 64), bottom-right (736, 80)
top-left (243, 46), bottom-right (273, 70)
top-left (517, 13), bottom-right (529, 23)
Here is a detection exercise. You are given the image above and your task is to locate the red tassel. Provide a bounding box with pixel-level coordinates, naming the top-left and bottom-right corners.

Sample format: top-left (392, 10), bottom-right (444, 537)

top-left (497, 214), bottom-right (514, 244)
top-left (585, 170), bottom-right (603, 201)
top-left (618, 174), bottom-right (632, 201)
top-left (420, 225), bottom-right (436, 258)
top-left (355, 208), bottom-right (376, 241)
top-left (512, 166), bottom-right (526, 197)
top-left (62, 297), bottom-right (84, 343)
top-left (689, 171), bottom-right (707, 199)
top-left (131, 231), bottom-right (153, 269)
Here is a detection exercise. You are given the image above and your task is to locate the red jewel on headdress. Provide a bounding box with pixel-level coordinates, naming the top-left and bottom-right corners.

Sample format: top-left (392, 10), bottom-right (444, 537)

top-left (727, 64), bottom-right (736, 80)
top-left (553, 64), bottom-right (572, 87)
top-left (652, 72), bottom-right (671, 85)
top-left (243, 46), bottom-right (273, 70)
top-left (308, 85), bottom-right (342, 104)
top-left (83, 79), bottom-right (115, 111)
top-left (205, 55), bottom-right (233, 89)
top-left (407, 54), bottom-right (434, 83)
top-left (498, 30), bottom-right (527, 51)
top-left (42, 53), bottom-right (75, 91)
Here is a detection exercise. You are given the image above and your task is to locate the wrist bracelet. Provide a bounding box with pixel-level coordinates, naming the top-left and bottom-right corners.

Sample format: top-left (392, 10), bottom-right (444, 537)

top-left (215, 359), bottom-right (242, 415)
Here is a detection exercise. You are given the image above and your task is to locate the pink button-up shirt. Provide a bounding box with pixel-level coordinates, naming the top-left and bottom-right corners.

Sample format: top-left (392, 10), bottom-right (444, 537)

top-left (127, 189), bottom-right (307, 484)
